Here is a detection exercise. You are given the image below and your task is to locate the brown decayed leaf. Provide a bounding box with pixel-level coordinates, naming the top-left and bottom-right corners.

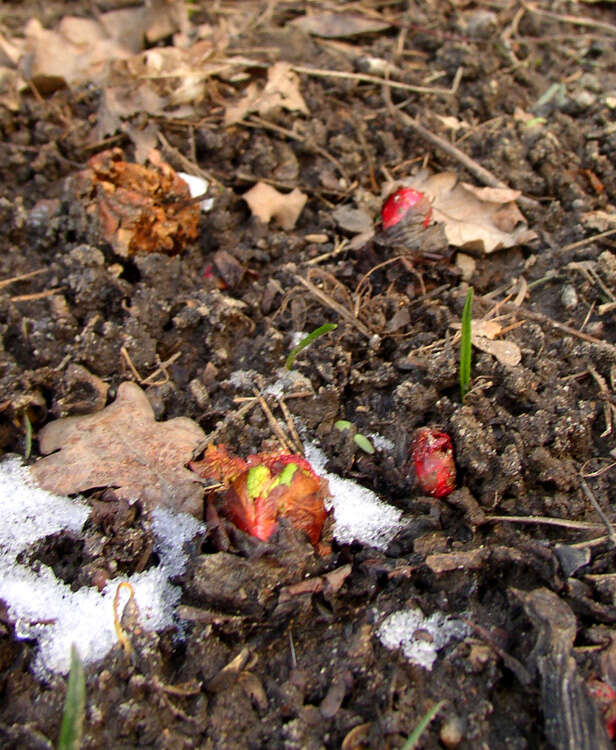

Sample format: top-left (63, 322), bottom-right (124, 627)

top-left (20, 2), bottom-right (188, 94)
top-left (31, 382), bottom-right (206, 517)
top-left (451, 319), bottom-right (522, 366)
top-left (471, 335), bottom-right (522, 367)
top-left (582, 210), bottom-right (616, 231)
top-left (71, 147), bottom-right (199, 256)
top-left (289, 13), bottom-right (390, 38)
top-left (22, 17), bottom-right (133, 93)
top-left (242, 182), bottom-right (307, 230)
top-left (224, 62), bottom-right (308, 126)
top-left (399, 170), bottom-right (537, 253)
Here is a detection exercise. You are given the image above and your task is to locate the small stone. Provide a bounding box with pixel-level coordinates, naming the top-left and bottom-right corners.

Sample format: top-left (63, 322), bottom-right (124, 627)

top-left (560, 284), bottom-right (578, 311)
top-left (332, 206), bottom-right (373, 234)
top-left (440, 714), bottom-right (465, 748)
top-left (466, 10), bottom-right (497, 38)
top-left (569, 88), bottom-right (597, 110)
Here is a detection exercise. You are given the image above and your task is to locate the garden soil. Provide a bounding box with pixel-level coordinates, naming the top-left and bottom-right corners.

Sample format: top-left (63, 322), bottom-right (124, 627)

top-left (2, 1), bottom-right (616, 748)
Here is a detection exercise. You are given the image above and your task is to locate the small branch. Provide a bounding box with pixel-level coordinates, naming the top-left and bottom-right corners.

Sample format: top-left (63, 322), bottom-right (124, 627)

top-left (383, 85), bottom-right (540, 211)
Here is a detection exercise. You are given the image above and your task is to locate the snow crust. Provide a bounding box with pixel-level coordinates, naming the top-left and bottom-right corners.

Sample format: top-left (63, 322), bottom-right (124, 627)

top-left (305, 444), bottom-right (404, 550)
top-left (0, 456), bottom-right (203, 676)
top-left (377, 608), bottom-right (470, 670)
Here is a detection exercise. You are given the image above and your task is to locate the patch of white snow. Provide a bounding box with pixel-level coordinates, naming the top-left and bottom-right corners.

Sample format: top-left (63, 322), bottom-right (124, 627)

top-left (305, 443), bottom-right (404, 550)
top-left (377, 608), bottom-right (470, 670)
top-left (0, 456), bottom-right (204, 676)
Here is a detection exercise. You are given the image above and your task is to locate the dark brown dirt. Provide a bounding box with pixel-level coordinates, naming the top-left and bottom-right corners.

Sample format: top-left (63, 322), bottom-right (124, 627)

top-left (2, 1), bottom-right (616, 748)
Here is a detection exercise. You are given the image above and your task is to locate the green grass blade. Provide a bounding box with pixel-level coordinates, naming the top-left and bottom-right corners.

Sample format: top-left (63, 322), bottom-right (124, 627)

top-left (58, 644), bottom-right (85, 750)
top-left (285, 323), bottom-right (337, 370)
top-left (23, 412), bottom-right (32, 460)
top-left (401, 700), bottom-right (446, 750)
top-left (459, 287), bottom-right (474, 401)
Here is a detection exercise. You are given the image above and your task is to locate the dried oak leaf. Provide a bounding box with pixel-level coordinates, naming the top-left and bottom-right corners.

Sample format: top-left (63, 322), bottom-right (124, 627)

top-left (31, 382), bottom-right (206, 517)
top-left (70, 147), bottom-right (199, 257)
top-left (242, 182), bottom-right (307, 230)
top-left (224, 62), bottom-right (309, 126)
top-left (289, 13), bottom-right (390, 38)
top-left (395, 170), bottom-right (537, 254)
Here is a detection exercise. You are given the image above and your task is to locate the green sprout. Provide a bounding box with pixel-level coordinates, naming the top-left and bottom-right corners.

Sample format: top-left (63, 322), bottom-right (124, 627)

top-left (285, 323), bottom-right (337, 370)
top-left (334, 419), bottom-right (375, 454)
top-left (459, 286), bottom-right (473, 402)
top-left (401, 700), bottom-right (446, 750)
top-left (57, 644), bottom-right (85, 750)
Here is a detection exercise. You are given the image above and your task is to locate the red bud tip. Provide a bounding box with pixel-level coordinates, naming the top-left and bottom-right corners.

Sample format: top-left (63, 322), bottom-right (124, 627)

top-left (411, 428), bottom-right (456, 498)
top-left (381, 187), bottom-right (431, 229)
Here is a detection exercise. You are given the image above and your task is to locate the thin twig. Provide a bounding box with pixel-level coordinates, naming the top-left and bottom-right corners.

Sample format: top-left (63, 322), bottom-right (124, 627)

top-left (558, 228), bottom-right (616, 254)
top-left (305, 237), bottom-right (349, 266)
top-left (10, 289), bottom-right (59, 302)
top-left (0, 268), bottom-right (46, 289)
top-left (253, 389), bottom-right (293, 454)
top-left (580, 459), bottom-right (616, 479)
top-left (588, 366), bottom-right (615, 437)
top-left (578, 474), bottom-right (616, 547)
top-left (193, 397), bottom-right (260, 458)
top-left (482, 297), bottom-right (616, 354)
top-left (569, 535), bottom-right (609, 549)
top-left (462, 618), bottom-right (532, 686)
top-left (290, 64), bottom-right (460, 97)
top-left (295, 274), bottom-right (374, 338)
top-left (484, 514), bottom-right (603, 531)
top-left (245, 115), bottom-right (349, 182)
top-left (141, 351), bottom-right (182, 387)
top-left (383, 85), bottom-right (539, 211)
top-left (276, 396), bottom-right (304, 456)
top-left (523, 1), bottom-right (616, 35)
top-left (158, 131), bottom-right (221, 187)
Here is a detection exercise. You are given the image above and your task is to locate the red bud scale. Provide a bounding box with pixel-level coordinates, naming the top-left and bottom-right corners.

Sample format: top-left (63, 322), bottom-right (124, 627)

top-left (411, 428), bottom-right (456, 498)
top-left (381, 187), bottom-right (432, 230)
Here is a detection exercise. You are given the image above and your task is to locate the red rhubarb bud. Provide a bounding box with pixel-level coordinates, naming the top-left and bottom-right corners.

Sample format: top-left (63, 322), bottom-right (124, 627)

top-left (411, 428), bottom-right (456, 498)
top-left (588, 680), bottom-right (616, 739)
top-left (190, 445), bottom-right (330, 544)
top-left (381, 187), bottom-right (432, 230)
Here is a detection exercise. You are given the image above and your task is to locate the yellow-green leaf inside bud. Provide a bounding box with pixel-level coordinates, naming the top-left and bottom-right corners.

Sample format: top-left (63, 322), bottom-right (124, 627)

top-left (246, 464), bottom-right (271, 499)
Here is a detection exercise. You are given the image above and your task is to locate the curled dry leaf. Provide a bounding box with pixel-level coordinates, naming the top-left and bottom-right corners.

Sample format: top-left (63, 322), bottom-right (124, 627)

top-left (31, 382), bottom-right (206, 517)
top-left (451, 320), bottom-right (522, 367)
top-left (242, 182), bottom-right (307, 230)
top-left (471, 335), bottom-right (521, 367)
top-left (22, 16), bottom-right (133, 93)
top-left (451, 319), bottom-right (522, 367)
top-left (289, 13), bottom-right (390, 38)
top-left (70, 147), bottom-right (199, 256)
top-left (582, 210), bottom-right (616, 231)
top-left (225, 62), bottom-right (309, 126)
top-left (396, 170), bottom-right (537, 254)
top-left (190, 444), bottom-right (331, 544)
